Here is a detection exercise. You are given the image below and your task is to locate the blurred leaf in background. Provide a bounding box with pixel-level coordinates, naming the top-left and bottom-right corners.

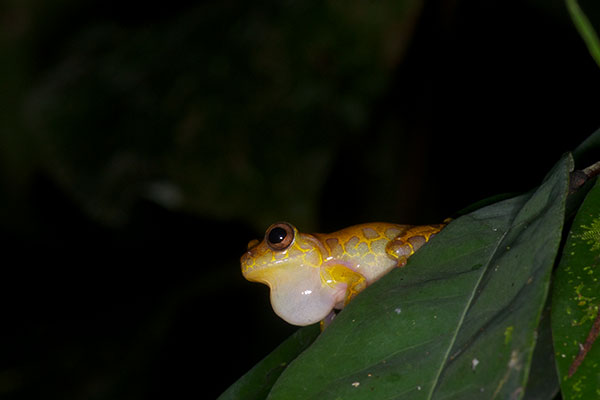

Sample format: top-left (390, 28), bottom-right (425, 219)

top-left (19, 1), bottom-right (424, 231)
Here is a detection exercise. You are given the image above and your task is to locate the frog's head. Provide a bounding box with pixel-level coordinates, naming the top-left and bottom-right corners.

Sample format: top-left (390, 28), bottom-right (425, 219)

top-left (241, 222), bottom-right (344, 326)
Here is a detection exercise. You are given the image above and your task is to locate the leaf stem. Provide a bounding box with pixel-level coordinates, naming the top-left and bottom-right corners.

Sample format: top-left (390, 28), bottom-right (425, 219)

top-left (565, 0), bottom-right (600, 69)
top-left (569, 160), bottom-right (600, 193)
top-left (583, 160), bottom-right (600, 178)
top-left (568, 307), bottom-right (600, 377)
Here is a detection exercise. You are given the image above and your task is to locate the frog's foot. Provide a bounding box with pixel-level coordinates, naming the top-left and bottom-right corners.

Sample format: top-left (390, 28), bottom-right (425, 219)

top-left (385, 223), bottom-right (447, 266)
top-left (320, 310), bottom-right (337, 331)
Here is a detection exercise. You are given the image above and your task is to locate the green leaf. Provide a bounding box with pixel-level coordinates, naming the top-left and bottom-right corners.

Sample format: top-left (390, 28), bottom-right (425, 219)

top-left (266, 155), bottom-right (571, 399)
top-left (522, 302), bottom-right (560, 400)
top-left (552, 178), bottom-right (600, 400)
top-left (218, 325), bottom-right (319, 400)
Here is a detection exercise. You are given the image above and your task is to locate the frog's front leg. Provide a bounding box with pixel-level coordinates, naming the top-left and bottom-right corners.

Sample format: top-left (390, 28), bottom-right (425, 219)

top-left (385, 223), bottom-right (447, 267)
top-left (321, 264), bottom-right (367, 304)
top-left (319, 264), bottom-right (367, 329)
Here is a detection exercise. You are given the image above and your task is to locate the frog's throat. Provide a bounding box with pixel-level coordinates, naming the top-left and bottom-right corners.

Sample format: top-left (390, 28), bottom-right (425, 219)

top-left (258, 264), bottom-right (346, 326)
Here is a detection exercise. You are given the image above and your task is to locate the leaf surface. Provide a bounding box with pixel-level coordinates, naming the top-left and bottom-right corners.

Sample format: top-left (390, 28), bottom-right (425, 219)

top-left (522, 302), bottom-right (559, 400)
top-left (267, 155), bottom-right (571, 399)
top-left (217, 325), bottom-right (319, 400)
top-left (552, 177), bottom-right (600, 400)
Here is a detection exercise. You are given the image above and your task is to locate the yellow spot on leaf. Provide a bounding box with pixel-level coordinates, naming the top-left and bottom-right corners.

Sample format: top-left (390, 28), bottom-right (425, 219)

top-left (576, 216), bottom-right (600, 251)
top-left (504, 326), bottom-right (514, 345)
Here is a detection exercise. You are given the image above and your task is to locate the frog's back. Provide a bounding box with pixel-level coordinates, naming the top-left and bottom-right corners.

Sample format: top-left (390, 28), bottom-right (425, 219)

top-left (313, 223), bottom-right (413, 282)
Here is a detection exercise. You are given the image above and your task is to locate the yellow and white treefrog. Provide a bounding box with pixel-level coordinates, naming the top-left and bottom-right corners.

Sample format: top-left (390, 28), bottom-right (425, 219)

top-left (241, 221), bottom-right (446, 326)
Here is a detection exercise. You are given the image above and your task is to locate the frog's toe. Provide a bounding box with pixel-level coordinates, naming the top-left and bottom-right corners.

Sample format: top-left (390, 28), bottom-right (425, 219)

top-left (386, 234), bottom-right (435, 267)
top-left (407, 235), bottom-right (427, 248)
top-left (386, 240), bottom-right (413, 266)
top-left (320, 310), bottom-right (338, 330)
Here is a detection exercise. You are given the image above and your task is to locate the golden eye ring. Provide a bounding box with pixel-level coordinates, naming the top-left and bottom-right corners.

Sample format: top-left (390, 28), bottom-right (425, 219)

top-left (265, 222), bottom-right (294, 251)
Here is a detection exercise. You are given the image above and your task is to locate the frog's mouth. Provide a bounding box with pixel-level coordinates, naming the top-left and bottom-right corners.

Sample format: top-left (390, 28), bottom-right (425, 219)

top-left (240, 250), bottom-right (281, 284)
top-left (241, 261), bottom-right (287, 287)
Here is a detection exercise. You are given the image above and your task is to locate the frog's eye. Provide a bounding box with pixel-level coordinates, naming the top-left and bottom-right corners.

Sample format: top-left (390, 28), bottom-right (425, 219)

top-left (266, 222), bottom-right (294, 251)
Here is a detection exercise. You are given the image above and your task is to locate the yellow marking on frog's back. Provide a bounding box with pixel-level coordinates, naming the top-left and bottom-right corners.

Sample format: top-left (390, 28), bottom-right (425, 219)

top-left (362, 227), bottom-right (379, 240)
top-left (325, 238), bottom-right (343, 258)
top-left (314, 223), bottom-right (412, 278)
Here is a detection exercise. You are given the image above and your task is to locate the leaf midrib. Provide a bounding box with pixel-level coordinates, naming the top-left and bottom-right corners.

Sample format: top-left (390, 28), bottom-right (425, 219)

top-left (425, 214), bottom-right (514, 399)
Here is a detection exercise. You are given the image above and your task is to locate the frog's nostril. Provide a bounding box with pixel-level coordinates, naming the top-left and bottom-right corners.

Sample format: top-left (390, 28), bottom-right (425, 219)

top-left (240, 251), bottom-right (256, 269)
top-left (247, 239), bottom-right (259, 250)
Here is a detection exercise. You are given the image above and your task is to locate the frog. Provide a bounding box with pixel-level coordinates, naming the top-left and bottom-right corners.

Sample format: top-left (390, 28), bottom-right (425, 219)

top-left (241, 221), bottom-right (446, 327)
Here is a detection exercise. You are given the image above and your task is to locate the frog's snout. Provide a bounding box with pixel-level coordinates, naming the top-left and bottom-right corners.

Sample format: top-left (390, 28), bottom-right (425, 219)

top-left (241, 238), bottom-right (260, 274)
top-left (241, 244), bottom-right (267, 279)
top-left (240, 251), bottom-right (253, 276)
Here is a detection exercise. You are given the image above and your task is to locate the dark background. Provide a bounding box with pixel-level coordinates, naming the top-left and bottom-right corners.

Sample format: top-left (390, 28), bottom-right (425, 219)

top-left (1, 0), bottom-right (599, 398)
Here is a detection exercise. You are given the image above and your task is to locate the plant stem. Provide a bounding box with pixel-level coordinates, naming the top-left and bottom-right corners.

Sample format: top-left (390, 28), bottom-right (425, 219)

top-left (566, 0), bottom-right (600, 69)
top-left (583, 160), bottom-right (600, 178)
top-left (568, 308), bottom-right (600, 377)
top-left (569, 161), bottom-right (600, 193)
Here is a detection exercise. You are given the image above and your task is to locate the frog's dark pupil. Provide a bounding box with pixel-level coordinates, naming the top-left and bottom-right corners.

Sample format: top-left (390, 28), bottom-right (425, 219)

top-left (269, 227), bottom-right (287, 244)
